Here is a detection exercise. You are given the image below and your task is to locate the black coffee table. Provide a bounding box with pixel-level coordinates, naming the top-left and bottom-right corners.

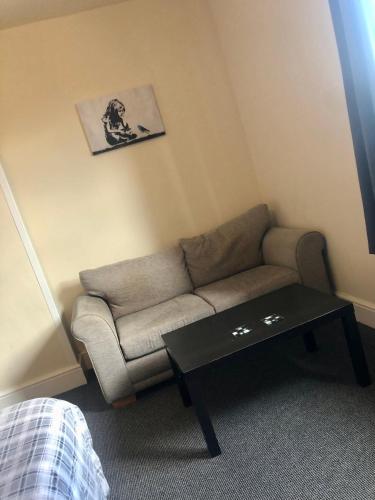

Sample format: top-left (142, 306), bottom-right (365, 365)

top-left (162, 284), bottom-right (371, 458)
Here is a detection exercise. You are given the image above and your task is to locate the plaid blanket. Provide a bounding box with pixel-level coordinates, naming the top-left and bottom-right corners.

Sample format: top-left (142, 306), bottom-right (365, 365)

top-left (0, 398), bottom-right (109, 499)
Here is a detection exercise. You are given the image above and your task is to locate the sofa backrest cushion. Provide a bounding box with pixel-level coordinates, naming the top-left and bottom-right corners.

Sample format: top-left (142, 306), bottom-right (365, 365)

top-left (79, 246), bottom-right (193, 320)
top-left (180, 204), bottom-right (271, 288)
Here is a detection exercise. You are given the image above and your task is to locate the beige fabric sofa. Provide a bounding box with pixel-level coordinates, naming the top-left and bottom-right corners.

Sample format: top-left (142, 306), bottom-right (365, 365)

top-left (71, 205), bottom-right (331, 404)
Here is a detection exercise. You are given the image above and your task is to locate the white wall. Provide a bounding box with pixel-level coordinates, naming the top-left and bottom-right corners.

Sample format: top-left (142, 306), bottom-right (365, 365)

top-left (0, 172), bottom-right (85, 407)
top-left (209, 0), bottom-right (375, 320)
top-left (0, 0), bottom-right (260, 396)
top-left (2, 0), bottom-right (374, 403)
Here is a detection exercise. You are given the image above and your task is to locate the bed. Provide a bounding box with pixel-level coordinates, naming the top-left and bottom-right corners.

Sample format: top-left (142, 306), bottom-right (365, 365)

top-left (0, 398), bottom-right (109, 499)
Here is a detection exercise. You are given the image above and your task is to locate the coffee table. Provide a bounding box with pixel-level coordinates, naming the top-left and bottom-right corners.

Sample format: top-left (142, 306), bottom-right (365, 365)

top-left (162, 284), bottom-right (371, 458)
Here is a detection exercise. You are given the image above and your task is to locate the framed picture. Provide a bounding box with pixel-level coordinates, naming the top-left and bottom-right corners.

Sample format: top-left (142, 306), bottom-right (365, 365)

top-left (76, 85), bottom-right (165, 155)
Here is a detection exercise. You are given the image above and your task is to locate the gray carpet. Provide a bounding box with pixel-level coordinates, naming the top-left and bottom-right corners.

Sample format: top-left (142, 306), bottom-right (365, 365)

top-left (60, 321), bottom-right (375, 500)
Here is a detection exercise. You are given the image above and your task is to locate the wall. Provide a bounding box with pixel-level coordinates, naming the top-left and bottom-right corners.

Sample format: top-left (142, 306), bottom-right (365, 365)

top-left (0, 178), bottom-right (84, 407)
top-left (0, 0), bottom-right (260, 387)
top-left (4, 0), bottom-right (373, 401)
top-left (209, 0), bottom-right (375, 321)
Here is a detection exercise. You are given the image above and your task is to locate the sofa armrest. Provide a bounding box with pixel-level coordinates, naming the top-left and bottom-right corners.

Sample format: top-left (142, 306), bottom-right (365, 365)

top-left (71, 295), bottom-right (134, 403)
top-left (262, 227), bottom-right (332, 293)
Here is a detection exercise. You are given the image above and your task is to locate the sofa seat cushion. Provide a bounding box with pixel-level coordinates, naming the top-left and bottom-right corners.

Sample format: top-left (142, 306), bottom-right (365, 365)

top-left (79, 246), bottom-right (192, 320)
top-left (194, 265), bottom-right (300, 313)
top-left (116, 294), bottom-right (215, 360)
top-left (180, 204), bottom-right (271, 288)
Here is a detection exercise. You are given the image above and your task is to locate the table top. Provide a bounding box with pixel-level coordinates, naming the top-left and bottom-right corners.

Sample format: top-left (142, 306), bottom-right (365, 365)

top-left (162, 284), bottom-right (351, 374)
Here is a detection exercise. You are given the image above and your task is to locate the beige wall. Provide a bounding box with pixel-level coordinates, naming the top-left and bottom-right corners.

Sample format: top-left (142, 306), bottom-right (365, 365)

top-left (0, 185), bottom-right (79, 399)
top-left (0, 0), bottom-right (260, 382)
top-left (2, 0), bottom-right (374, 399)
top-left (209, 0), bottom-right (375, 311)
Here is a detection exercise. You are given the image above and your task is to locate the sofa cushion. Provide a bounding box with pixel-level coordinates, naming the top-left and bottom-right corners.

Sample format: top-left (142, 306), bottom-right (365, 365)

top-left (116, 294), bottom-right (215, 360)
top-left (194, 265), bottom-right (300, 313)
top-left (80, 246), bottom-right (192, 320)
top-left (180, 204), bottom-right (271, 288)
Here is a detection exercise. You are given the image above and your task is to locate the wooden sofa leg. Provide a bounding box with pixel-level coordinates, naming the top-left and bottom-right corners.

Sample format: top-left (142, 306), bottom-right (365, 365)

top-left (112, 394), bottom-right (137, 409)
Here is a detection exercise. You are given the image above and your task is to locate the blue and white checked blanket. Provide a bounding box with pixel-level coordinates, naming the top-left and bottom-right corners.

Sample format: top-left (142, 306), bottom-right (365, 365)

top-left (0, 398), bottom-right (109, 499)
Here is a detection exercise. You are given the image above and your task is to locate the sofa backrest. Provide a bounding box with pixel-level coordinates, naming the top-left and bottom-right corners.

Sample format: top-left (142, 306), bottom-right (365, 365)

top-left (180, 204), bottom-right (271, 288)
top-left (79, 246), bottom-right (192, 320)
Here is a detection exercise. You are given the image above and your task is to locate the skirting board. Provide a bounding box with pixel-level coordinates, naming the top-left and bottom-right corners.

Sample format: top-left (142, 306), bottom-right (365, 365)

top-left (0, 365), bottom-right (86, 410)
top-left (336, 291), bottom-right (375, 329)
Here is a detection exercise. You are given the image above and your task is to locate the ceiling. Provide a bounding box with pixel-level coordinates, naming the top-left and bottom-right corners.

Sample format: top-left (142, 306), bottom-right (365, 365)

top-left (0, 0), bottom-right (127, 30)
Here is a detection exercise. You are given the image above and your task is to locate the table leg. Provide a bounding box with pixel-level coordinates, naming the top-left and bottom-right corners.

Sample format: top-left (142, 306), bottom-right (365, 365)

top-left (303, 331), bottom-right (318, 353)
top-left (342, 307), bottom-right (371, 387)
top-left (185, 375), bottom-right (221, 458)
top-left (167, 351), bottom-right (192, 407)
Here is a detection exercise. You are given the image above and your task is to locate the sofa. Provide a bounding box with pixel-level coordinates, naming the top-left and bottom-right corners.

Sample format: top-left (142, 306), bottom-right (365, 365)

top-left (71, 204), bottom-right (331, 404)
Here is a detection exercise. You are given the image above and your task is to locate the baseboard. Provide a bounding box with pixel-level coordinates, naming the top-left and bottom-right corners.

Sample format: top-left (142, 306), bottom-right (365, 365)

top-left (336, 291), bottom-right (375, 329)
top-left (0, 365), bottom-right (87, 410)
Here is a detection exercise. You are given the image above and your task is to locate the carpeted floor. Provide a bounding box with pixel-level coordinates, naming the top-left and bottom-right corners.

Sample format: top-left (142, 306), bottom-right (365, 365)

top-left (60, 321), bottom-right (375, 500)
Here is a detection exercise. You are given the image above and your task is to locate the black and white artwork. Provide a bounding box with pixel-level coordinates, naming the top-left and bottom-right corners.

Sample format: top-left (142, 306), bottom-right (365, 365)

top-left (76, 85), bottom-right (165, 154)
